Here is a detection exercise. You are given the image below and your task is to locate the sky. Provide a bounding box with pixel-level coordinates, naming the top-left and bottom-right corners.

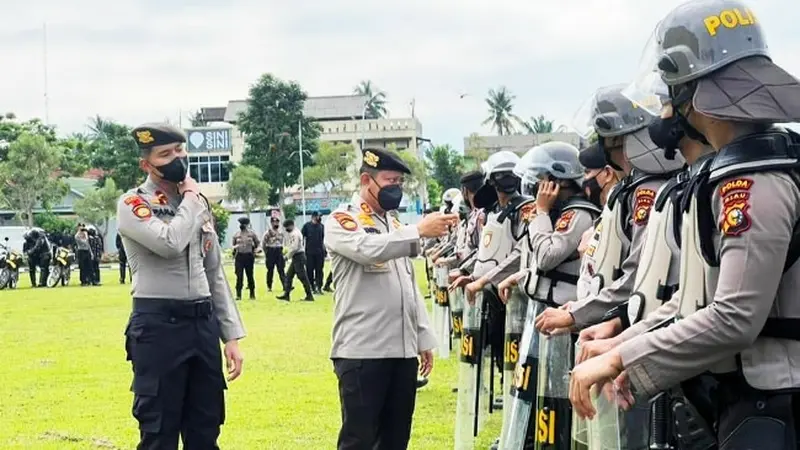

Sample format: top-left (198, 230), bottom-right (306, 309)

top-left (3, 0), bottom-right (799, 151)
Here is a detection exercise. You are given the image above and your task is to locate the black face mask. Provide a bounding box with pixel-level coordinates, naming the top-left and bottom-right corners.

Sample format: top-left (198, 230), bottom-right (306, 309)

top-left (492, 176), bottom-right (519, 194)
top-left (240, 225), bottom-right (247, 230)
top-left (648, 116), bottom-right (686, 160)
top-left (582, 176), bottom-right (604, 206)
top-left (371, 178), bottom-right (404, 211)
top-left (272, 224), bottom-right (279, 229)
top-left (154, 156), bottom-right (189, 183)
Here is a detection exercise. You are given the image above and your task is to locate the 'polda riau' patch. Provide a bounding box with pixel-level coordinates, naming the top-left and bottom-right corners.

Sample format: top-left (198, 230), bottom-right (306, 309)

top-left (719, 178), bottom-right (753, 237)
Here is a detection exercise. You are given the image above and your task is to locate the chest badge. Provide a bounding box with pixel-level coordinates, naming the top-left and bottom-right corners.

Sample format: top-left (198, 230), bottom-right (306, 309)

top-left (482, 231), bottom-right (493, 248)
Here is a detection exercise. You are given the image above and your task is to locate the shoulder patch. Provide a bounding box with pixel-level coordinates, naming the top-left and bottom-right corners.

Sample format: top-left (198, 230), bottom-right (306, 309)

top-left (633, 188), bottom-right (657, 226)
top-left (520, 203), bottom-right (536, 223)
top-left (333, 212), bottom-right (358, 232)
top-left (123, 195), bottom-right (152, 220)
top-left (555, 210), bottom-right (576, 232)
top-left (360, 202), bottom-right (374, 215)
top-left (719, 178), bottom-right (753, 237)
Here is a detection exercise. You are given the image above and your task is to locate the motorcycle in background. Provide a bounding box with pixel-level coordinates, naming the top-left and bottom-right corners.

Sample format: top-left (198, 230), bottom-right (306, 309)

top-left (47, 246), bottom-right (75, 287)
top-left (0, 237), bottom-right (24, 290)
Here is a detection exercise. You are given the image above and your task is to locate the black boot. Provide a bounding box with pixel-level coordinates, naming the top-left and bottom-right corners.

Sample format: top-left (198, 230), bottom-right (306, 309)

top-left (276, 292), bottom-right (290, 301)
top-left (235, 290), bottom-right (242, 301)
top-left (249, 288), bottom-right (255, 300)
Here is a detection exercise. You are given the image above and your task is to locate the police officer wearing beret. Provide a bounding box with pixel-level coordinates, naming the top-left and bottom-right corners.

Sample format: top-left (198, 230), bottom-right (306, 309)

top-left (325, 147), bottom-right (458, 450)
top-left (232, 216), bottom-right (260, 300)
top-left (569, 1), bottom-right (800, 446)
top-left (117, 123), bottom-right (246, 450)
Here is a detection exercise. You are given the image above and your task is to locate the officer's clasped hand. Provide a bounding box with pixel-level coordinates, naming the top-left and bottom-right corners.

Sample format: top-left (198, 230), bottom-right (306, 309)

top-left (178, 175), bottom-right (200, 196)
top-left (417, 212), bottom-right (459, 238)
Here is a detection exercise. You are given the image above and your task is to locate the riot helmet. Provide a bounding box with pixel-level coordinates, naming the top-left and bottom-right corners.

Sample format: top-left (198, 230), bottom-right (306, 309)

top-left (440, 188), bottom-right (464, 214)
top-left (473, 151), bottom-right (521, 208)
top-left (514, 142), bottom-right (584, 196)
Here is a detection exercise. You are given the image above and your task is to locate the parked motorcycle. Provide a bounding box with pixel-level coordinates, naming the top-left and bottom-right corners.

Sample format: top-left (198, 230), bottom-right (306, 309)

top-left (47, 246), bottom-right (75, 287)
top-left (0, 237), bottom-right (24, 290)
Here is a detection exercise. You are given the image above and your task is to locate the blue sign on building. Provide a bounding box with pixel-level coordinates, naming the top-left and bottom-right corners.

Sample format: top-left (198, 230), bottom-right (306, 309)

top-left (185, 128), bottom-right (233, 153)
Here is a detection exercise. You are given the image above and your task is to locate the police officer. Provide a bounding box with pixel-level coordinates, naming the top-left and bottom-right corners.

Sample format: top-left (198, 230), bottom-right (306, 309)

top-left (117, 123), bottom-right (246, 449)
top-left (569, 2), bottom-right (800, 447)
top-left (116, 232), bottom-right (129, 284)
top-left (23, 227), bottom-right (51, 287)
top-left (326, 147), bottom-right (457, 450)
top-left (232, 216), bottom-right (259, 301)
top-left (262, 215), bottom-right (287, 292)
top-left (87, 226), bottom-right (103, 285)
top-left (277, 218), bottom-right (315, 302)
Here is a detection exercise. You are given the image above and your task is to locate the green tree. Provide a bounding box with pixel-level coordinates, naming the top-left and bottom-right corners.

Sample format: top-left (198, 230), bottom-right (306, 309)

top-left (0, 117), bottom-right (58, 160)
top-left (282, 203), bottom-right (298, 221)
top-left (425, 144), bottom-right (464, 191)
top-left (427, 178), bottom-right (443, 209)
top-left (73, 178), bottom-right (123, 241)
top-left (34, 212), bottom-right (77, 236)
top-left (188, 110), bottom-right (206, 127)
top-left (238, 73), bottom-right (321, 205)
top-left (226, 165), bottom-right (271, 218)
top-left (0, 133), bottom-right (69, 226)
top-left (389, 146), bottom-right (425, 197)
top-left (303, 141), bottom-right (358, 198)
top-left (523, 114), bottom-right (555, 134)
top-left (210, 202), bottom-right (231, 244)
top-left (353, 80), bottom-right (387, 118)
top-left (58, 133), bottom-right (93, 176)
top-left (483, 86), bottom-right (525, 136)
top-left (86, 116), bottom-right (142, 191)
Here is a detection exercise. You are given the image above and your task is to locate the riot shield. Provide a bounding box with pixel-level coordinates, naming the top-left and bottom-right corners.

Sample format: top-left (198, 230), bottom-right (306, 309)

top-left (500, 299), bottom-right (544, 450)
top-left (434, 266), bottom-right (451, 359)
top-left (454, 290), bottom-right (491, 450)
top-left (451, 287), bottom-right (465, 341)
top-left (498, 287), bottom-right (529, 449)
top-left (534, 332), bottom-right (573, 450)
top-left (587, 383), bottom-right (649, 450)
top-left (571, 342), bottom-right (589, 450)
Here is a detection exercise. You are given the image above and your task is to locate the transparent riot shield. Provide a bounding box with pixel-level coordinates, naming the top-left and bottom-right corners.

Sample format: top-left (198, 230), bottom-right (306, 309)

top-left (434, 266), bottom-right (451, 359)
top-left (454, 290), bottom-right (491, 450)
top-left (534, 332), bottom-right (574, 450)
top-left (571, 342), bottom-right (589, 450)
top-left (450, 286), bottom-right (464, 341)
top-left (500, 300), bottom-right (544, 450)
top-left (587, 382), bottom-right (649, 450)
top-left (498, 287), bottom-right (529, 449)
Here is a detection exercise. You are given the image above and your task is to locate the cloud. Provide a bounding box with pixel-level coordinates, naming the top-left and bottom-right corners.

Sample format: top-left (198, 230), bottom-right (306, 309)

top-left (2, 0), bottom-right (798, 147)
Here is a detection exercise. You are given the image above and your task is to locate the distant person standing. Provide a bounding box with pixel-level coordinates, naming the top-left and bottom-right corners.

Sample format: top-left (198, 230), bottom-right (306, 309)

top-left (277, 219), bottom-right (315, 302)
top-left (75, 226), bottom-right (93, 286)
top-left (261, 216), bottom-right (286, 292)
top-left (87, 227), bottom-right (103, 286)
top-left (232, 217), bottom-right (260, 301)
top-left (116, 233), bottom-right (129, 284)
top-left (118, 122), bottom-right (245, 449)
top-left (302, 211), bottom-right (326, 294)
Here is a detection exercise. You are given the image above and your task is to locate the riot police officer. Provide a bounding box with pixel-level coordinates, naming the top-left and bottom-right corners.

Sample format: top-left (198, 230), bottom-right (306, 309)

top-left (23, 227), bottom-right (51, 287)
top-left (569, 2), bottom-right (800, 448)
top-left (117, 123), bottom-right (245, 449)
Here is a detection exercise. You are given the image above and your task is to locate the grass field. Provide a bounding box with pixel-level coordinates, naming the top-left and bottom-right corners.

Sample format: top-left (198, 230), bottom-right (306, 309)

top-left (0, 260), bottom-right (502, 449)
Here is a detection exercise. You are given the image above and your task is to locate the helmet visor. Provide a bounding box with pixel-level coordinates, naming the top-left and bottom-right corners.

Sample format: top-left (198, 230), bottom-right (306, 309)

top-left (622, 29), bottom-right (670, 117)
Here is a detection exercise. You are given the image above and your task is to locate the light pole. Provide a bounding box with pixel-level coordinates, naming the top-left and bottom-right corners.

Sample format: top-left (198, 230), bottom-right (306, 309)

top-left (288, 120), bottom-right (312, 223)
top-left (360, 102), bottom-right (368, 150)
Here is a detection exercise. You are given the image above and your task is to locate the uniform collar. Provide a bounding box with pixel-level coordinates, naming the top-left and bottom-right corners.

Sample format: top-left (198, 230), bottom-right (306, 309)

top-left (352, 192), bottom-right (383, 217)
top-left (144, 175), bottom-right (181, 206)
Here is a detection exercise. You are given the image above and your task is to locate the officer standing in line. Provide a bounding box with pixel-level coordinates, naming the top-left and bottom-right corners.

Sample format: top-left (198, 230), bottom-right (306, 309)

top-left (118, 123), bottom-right (245, 450)
top-left (116, 232), bottom-right (129, 284)
top-left (232, 216), bottom-right (259, 301)
top-left (301, 211), bottom-right (326, 294)
top-left (569, 2), bottom-right (800, 446)
top-left (262, 215), bottom-right (287, 292)
top-left (326, 147), bottom-right (457, 450)
top-left (88, 226), bottom-right (103, 285)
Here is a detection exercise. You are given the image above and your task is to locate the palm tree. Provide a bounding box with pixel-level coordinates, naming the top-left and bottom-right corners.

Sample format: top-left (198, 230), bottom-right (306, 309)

top-left (482, 86), bottom-right (525, 136)
top-left (353, 80), bottom-right (388, 118)
top-left (522, 115), bottom-right (556, 134)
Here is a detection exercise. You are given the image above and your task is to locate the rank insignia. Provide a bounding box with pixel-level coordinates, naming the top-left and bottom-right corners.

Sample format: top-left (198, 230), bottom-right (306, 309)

top-left (555, 210), bottom-right (576, 232)
top-left (154, 191), bottom-right (169, 205)
top-left (633, 188), bottom-right (656, 226)
top-left (520, 203), bottom-right (536, 222)
top-left (363, 151), bottom-right (379, 167)
top-left (360, 202), bottom-right (373, 215)
top-left (719, 178), bottom-right (753, 237)
top-left (333, 212), bottom-right (358, 232)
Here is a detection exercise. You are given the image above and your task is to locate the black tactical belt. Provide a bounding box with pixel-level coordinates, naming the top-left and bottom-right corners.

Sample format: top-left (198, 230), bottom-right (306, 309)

top-left (132, 297), bottom-right (213, 318)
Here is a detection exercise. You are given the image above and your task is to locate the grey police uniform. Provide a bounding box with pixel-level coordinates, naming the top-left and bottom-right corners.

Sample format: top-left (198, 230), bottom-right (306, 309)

top-left (232, 224), bottom-right (259, 300)
top-left (119, 124), bottom-right (245, 449)
top-left (262, 225), bottom-right (287, 291)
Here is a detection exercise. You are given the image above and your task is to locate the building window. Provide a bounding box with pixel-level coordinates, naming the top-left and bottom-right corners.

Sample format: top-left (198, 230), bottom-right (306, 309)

top-left (189, 155), bottom-right (230, 183)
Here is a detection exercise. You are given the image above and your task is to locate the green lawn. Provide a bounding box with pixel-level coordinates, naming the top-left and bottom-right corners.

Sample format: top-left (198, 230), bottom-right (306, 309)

top-left (0, 261), bottom-right (501, 449)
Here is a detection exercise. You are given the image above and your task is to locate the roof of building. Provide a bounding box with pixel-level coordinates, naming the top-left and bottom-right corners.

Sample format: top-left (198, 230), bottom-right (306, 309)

top-left (222, 94), bottom-right (377, 123)
top-left (200, 107), bottom-right (226, 122)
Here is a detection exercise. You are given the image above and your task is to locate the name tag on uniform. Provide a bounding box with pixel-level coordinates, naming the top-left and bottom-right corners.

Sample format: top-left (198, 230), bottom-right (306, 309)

top-left (364, 262), bottom-right (390, 273)
top-left (363, 227), bottom-right (381, 234)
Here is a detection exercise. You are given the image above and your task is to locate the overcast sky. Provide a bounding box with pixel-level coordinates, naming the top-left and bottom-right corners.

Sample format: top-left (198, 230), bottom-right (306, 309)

top-left (3, 0), bottom-right (798, 150)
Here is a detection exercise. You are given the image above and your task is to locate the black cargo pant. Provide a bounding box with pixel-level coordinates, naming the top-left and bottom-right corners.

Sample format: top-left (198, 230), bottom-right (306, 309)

top-left (28, 253), bottom-right (49, 287)
top-left (285, 252), bottom-right (313, 298)
top-left (265, 247), bottom-right (286, 291)
top-left (124, 298), bottom-right (226, 450)
top-left (234, 252), bottom-right (255, 297)
top-left (119, 254), bottom-right (129, 283)
top-left (77, 250), bottom-right (92, 285)
top-left (333, 358), bottom-right (418, 450)
top-left (306, 251), bottom-right (325, 290)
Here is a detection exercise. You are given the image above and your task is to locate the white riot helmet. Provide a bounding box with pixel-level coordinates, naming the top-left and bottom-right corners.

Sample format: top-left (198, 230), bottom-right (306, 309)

top-left (474, 151), bottom-right (522, 208)
top-left (440, 188), bottom-right (464, 214)
top-left (514, 142), bottom-right (585, 196)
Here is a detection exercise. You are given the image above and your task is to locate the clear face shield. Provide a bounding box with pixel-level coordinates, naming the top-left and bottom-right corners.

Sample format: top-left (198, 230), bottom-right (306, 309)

top-left (572, 84), bottom-right (648, 139)
top-left (621, 29), bottom-right (670, 117)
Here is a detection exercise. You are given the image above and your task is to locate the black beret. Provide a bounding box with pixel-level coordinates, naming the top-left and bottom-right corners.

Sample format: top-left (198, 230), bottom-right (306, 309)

top-left (311, 211), bottom-right (320, 217)
top-left (460, 170), bottom-right (483, 184)
top-left (578, 143), bottom-right (607, 170)
top-left (361, 147), bottom-right (411, 174)
top-left (132, 123), bottom-right (187, 149)
top-left (238, 217), bottom-right (250, 225)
